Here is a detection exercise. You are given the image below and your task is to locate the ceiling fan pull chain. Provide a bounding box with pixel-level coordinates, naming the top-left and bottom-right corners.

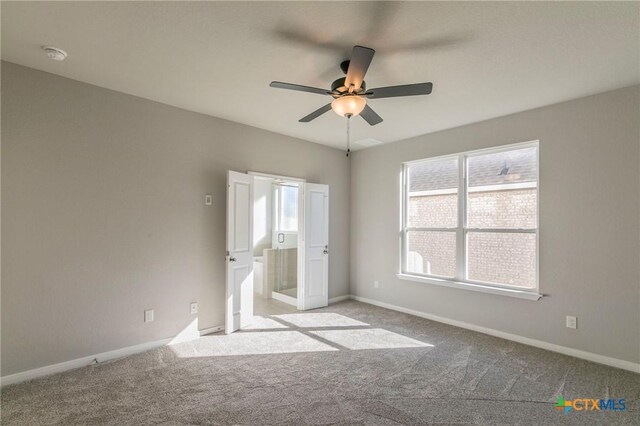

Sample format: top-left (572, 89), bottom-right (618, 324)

top-left (346, 114), bottom-right (351, 157)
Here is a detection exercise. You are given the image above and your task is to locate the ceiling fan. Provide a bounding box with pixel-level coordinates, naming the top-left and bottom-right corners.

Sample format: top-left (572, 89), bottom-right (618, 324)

top-left (270, 45), bottom-right (433, 126)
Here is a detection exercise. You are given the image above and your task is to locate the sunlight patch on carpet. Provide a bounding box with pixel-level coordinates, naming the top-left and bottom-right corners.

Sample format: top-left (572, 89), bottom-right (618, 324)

top-left (310, 328), bottom-right (433, 350)
top-left (169, 331), bottom-right (338, 357)
top-left (273, 313), bottom-right (369, 328)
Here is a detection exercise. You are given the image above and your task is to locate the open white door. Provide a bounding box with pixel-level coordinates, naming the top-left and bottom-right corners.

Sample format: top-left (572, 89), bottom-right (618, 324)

top-left (301, 183), bottom-right (329, 310)
top-left (225, 171), bottom-right (254, 334)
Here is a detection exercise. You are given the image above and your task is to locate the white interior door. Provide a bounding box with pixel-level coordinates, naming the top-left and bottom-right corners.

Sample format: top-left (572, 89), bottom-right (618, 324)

top-left (225, 171), bottom-right (254, 334)
top-left (301, 183), bottom-right (329, 310)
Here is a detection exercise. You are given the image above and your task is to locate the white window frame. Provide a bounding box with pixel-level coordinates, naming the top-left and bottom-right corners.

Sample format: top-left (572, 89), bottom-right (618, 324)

top-left (398, 141), bottom-right (542, 301)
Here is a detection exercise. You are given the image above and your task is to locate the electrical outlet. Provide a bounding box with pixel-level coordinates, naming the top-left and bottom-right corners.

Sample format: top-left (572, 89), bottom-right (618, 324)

top-left (144, 309), bottom-right (154, 323)
top-left (566, 315), bottom-right (577, 329)
top-left (190, 302), bottom-right (198, 315)
top-left (205, 194), bottom-right (212, 206)
top-left (374, 280), bottom-right (379, 289)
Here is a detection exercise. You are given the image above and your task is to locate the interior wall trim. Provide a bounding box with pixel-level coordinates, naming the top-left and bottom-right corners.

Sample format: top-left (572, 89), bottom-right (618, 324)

top-left (6, 291), bottom-right (632, 387)
top-left (1, 337), bottom-right (174, 387)
top-left (349, 295), bottom-right (640, 373)
top-left (1, 294), bottom-right (354, 387)
top-left (328, 295), bottom-right (351, 304)
top-left (199, 325), bottom-right (225, 336)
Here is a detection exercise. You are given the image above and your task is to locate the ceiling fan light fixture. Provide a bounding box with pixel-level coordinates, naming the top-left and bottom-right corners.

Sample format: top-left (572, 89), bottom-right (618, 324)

top-left (331, 95), bottom-right (366, 117)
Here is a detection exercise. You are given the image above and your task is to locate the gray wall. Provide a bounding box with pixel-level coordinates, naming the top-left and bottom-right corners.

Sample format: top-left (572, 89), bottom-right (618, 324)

top-left (1, 62), bottom-right (350, 376)
top-left (350, 85), bottom-right (640, 364)
top-left (3, 60), bottom-right (639, 376)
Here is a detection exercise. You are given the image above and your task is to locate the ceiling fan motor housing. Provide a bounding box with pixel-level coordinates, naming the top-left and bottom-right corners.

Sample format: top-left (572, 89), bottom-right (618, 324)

top-left (331, 77), bottom-right (366, 96)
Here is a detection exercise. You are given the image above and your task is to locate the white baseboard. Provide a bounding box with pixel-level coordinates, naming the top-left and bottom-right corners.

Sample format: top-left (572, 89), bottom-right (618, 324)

top-left (199, 325), bottom-right (224, 336)
top-left (329, 295), bottom-right (351, 304)
top-left (5, 294), bottom-right (635, 387)
top-left (1, 337), bottom-right (174, 387)
top-left (271, 291), bottom-right (297, 307)
top-left (350, 295), bottom-right (640, 374)
top-left (1, 294), bottom-right (351, 386)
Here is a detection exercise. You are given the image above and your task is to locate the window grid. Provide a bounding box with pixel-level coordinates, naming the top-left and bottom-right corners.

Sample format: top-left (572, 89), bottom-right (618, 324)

top-left (401, 141), bottom-right (539, 292)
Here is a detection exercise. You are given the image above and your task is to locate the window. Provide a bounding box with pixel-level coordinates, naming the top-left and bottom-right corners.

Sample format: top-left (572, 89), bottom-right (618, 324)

top-left (273, 184), bottom-right (298, 232)
top-left (401, 142), bottom-right (538, 294)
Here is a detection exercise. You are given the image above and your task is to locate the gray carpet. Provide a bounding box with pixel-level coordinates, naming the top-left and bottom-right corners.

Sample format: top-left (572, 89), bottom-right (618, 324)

top-left (1, 300), bottom-right (638, 425)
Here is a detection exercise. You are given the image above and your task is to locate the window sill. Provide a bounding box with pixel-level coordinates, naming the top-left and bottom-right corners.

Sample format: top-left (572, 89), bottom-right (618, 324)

top-left (396, 273), bottom-right (543, 301)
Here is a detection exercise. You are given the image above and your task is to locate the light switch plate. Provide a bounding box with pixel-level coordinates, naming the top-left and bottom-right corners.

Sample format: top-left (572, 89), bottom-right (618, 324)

top-left (190, 302), bottom-right (198, 315)
top-left (566, 315), bottom-right (577, 329)
top-left (205, 195), bottom-right (212, 206)
top-left (144, 309), bottom-right (154, 323)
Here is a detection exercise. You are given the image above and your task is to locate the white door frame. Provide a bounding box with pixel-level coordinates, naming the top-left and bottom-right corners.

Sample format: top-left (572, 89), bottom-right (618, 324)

top-left (244, 171), bottom-right (329, 311)
top-left (248, 171), bottom-right (306, 183)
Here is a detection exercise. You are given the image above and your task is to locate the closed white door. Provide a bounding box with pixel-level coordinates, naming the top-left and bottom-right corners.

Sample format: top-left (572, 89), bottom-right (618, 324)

top-left (301, 183), bottom-right (329, 310)
top-left (225, 171), bottom-right (254, 334)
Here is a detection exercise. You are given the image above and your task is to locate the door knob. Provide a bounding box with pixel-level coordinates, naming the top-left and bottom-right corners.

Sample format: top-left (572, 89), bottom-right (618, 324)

top-left (229, 257), bottom-right (237, 262)
top-left (323, 249), bottom-right (329, 254)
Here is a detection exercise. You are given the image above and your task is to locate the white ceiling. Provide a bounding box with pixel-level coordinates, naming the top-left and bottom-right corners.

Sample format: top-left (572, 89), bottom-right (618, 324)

top-left (2, 2), bottom-right (639, 150)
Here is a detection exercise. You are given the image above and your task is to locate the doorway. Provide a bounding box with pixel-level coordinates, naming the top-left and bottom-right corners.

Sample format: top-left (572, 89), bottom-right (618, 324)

top-left (226, 170), bottom-right (329, 334)
top-left (253, 176), bottom-right (301, 307)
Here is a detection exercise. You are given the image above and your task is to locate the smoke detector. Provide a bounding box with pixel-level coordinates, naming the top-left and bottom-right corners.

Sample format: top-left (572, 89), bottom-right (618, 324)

top-left (43, 46), bottom-right (67, 61)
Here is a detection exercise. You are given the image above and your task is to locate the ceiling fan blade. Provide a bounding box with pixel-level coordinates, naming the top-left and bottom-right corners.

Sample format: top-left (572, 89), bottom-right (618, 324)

top-left (344, 46), bottom-right (375, 91)
top-left (366, 82), bottom-right (433, 99)
top-left (270, 81), bottom-right (330, 95)
top-left (299, 104), bottom-right (332, 122)
top-left (360, 104), bottom-right (383, 126)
